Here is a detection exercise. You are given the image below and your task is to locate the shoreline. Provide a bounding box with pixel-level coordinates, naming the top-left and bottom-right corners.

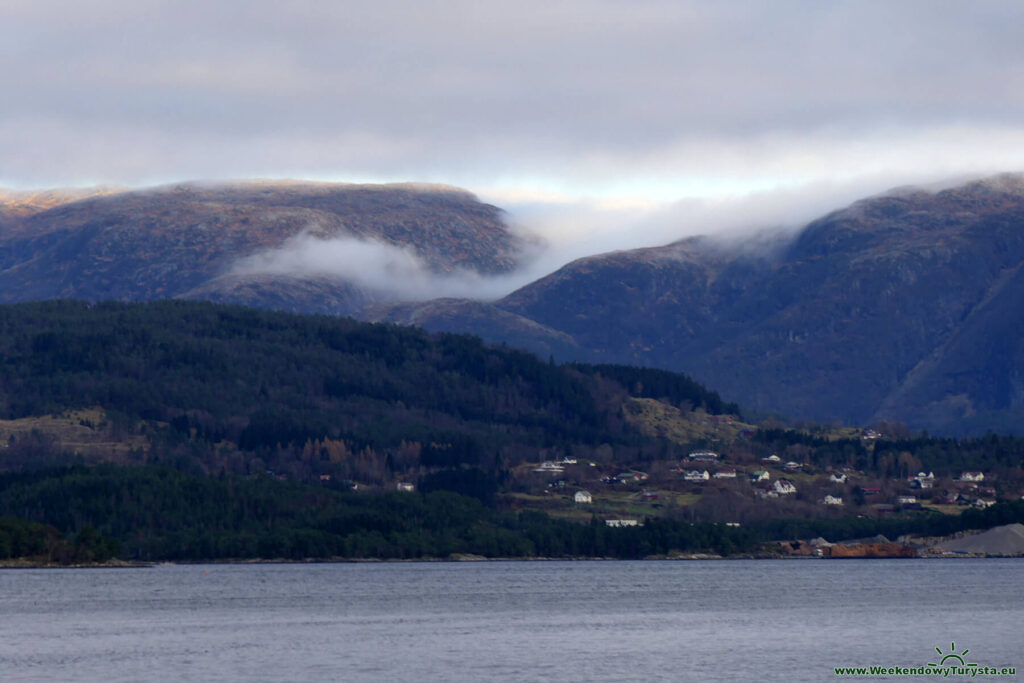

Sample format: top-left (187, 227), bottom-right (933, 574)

top-left (3, 552), bottom-right (1020, 568)
top-left (0, 558), bottom-right (154, 569)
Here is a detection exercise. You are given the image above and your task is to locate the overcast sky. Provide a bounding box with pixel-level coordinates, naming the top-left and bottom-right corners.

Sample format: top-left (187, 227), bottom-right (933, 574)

top-left (4, 1), bottom-right (1024, 253)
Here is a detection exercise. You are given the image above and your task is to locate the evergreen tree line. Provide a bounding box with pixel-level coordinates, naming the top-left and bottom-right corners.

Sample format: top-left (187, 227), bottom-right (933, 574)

top-left (754, 428), bottom-right (1024, 477)
top-left (0, 465), bottom-right (758, 561)
top-left (2, 465), bottom-right (1022, 562)
top-left (871, 434), bottom-right (1024, 476)
top-left (758, 500), bottom-right (1024, 543)
top-left (0, 301), bottom-right (735, 474)
top-left (0, 516), bottom-right (119, 563)
top-left (571, 363), bottom-right (741, 417)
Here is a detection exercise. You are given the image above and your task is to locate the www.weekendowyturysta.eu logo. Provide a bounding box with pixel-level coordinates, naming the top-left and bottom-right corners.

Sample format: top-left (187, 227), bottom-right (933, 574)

top-left (833, 642), bottom-right (1017, 678)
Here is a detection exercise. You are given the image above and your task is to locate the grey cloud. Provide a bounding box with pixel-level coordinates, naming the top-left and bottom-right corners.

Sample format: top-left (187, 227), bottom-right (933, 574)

top-left (231, 173), bottom-right (986, 307)
top-left (495, 175), bottom-right (916, 269)
top-left (231, 231), bottom-right (544, 302)
top-left (3, 1), bottom-right (1024, 196)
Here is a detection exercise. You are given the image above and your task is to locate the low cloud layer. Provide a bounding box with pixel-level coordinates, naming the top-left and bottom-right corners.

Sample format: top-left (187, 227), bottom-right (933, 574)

top-left (232, 172), bottom-right (961, 304)
top-left (231, 232), bottom-right (546, 302)
top-left (494, 173), bottom-right (949, 270)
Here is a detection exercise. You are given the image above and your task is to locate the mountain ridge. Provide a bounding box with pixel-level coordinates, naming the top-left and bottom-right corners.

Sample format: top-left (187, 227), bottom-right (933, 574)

top-left (0, 180), bottom-right (527, 316)
top-left (5, 174), bottom-right (1024, 434)
top-left (374, 173), bottom-right (1024, 435)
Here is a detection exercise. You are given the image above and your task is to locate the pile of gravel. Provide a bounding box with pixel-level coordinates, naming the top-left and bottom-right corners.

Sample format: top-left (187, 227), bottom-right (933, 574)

top-left (930, 523), bottom-right (1024, 556)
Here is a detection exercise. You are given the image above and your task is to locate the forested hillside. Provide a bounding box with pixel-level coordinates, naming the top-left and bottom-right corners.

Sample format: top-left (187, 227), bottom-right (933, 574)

top-left (0, 300), bottom-right (736, 481)
top-left (3, 300), bottom-right (1023, 564)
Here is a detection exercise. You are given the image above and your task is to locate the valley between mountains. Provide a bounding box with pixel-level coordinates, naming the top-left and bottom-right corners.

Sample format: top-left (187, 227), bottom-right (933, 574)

top-left (5, 174), bottom-right (1024, 435)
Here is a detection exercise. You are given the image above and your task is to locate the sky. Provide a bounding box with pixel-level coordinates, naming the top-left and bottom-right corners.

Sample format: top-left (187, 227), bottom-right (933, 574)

top-left (4, 0), bottom-right (1024, 274)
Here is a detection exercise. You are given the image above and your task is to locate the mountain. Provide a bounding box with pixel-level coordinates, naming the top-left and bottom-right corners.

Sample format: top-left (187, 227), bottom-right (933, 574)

top-left (0, 181), bottom-right (526, 316)
top-left (6, 174), bottom-right (1024, 435)
top-left (373, 174), bottom-right (1024, 435)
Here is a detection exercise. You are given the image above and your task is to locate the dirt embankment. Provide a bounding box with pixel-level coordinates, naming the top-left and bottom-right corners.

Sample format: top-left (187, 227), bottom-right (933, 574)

top-left (828, 542), bottom-right (917, 558)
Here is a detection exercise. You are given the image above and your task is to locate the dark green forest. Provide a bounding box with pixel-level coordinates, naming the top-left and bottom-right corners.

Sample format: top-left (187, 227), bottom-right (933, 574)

top-left (570, 363), bottom-right (741, 417)
top-left (0, 465), bottom-right (759, 561)
top-left (0, 514), bottom-right (118, 563)
top-left (758, 500), bottom-right (1024, 543)
top-left (2, 299), bottom-right (602, 444)
top-left (2, 300), bottom-right (1023, 563)
top-left (2, 465), bottom-right (1022, 562)
top-left (0, 300), bottom-right (739, 481)
top-left (754, 428), bottom-right (1024, 478)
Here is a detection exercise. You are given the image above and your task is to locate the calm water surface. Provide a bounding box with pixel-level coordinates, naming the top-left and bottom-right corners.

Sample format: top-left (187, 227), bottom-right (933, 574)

top-left (1, 559), bottom-right (1021, 682)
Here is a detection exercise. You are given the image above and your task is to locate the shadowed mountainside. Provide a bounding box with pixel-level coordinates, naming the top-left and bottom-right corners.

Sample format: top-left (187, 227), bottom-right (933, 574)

top-left (373, 174), bottom-right (1024, 435)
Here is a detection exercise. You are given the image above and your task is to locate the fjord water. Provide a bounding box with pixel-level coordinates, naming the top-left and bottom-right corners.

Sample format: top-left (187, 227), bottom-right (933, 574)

top-left (2, 560), bottom-right (1020, 682)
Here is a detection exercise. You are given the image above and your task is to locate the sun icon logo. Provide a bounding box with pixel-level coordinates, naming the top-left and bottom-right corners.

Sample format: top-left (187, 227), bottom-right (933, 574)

top-left (928, 642), bottom-right (977, 668)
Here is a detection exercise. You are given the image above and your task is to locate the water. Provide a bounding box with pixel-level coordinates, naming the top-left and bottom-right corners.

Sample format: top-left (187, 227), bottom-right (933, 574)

top-left (1, 559), bottom-right (1021, 682)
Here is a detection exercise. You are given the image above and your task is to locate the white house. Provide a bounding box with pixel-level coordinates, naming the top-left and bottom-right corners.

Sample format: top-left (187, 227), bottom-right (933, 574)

top-left (829, 472), bottom-right (848, 484)
top-left (750, 470), bottom-right (770, 483)
top-left (713, 469), bottom-right (737, 479)
top-left (605, 519), bottom-right (639, 527)
top-left (574, 490), bottom-right (593, 504)
top-left (910, 471), bottom-right (935, 489)
top-left (895, 495), bottom-right (917, 505)
top-left (762, 454), bottom-right (781, 464)
top-left (772, 479), bottom-right (797, 495)
top-left (684, 469), bottom-right (710, 482)
top-left (960, 471), bottom-right (985, 482)
top-left (821, 495), bottom-right (843, 505)
top-left (533, 461), bottom-right (564, 474)
top-left (783, 461), bottom-right (803, 472)
top-left (396, 482), bottom-right (415, 492)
